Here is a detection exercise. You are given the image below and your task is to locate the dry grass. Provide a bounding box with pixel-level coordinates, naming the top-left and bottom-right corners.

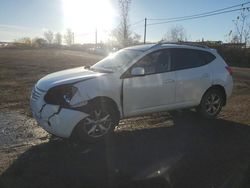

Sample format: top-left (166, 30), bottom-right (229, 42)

top-left (0, 49), bottom-right (103, 114)
top-left (219, 68), bottom-right (250, 125)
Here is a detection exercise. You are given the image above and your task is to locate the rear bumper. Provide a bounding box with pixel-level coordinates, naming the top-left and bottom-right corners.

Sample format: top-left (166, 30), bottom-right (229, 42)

top-left (224, 76), bottom-right (233, 99)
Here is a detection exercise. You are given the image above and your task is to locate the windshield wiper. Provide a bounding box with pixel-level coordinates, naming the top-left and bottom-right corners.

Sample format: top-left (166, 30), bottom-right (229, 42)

top-left (89, 67), bottom-right (113, 73)
top-left (84, 65), bottom-right (91, 69)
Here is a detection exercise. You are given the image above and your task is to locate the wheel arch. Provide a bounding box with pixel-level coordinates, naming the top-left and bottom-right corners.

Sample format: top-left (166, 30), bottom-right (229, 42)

top-left (202, 85), bottom-right (227, 106)
top-left (88, 96), bottom-right (121, 118)
top-left (70, 96), bottom-right (121, 140)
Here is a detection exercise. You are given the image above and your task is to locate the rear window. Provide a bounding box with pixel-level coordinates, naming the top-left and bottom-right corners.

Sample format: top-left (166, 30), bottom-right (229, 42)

top-left (170, 48), bottom-right (215, 71)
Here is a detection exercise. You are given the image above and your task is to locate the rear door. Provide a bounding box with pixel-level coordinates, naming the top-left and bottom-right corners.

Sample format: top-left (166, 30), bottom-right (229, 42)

top-left (170, 48), bottom-right (214, 106)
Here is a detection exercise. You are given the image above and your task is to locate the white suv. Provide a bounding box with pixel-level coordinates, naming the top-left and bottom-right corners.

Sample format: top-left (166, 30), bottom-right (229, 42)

top-left (30, 43), bottom-right (233, 141)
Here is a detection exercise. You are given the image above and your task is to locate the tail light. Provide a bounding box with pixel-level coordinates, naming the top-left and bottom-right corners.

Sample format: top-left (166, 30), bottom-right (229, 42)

top-left (225, 66), bottom-right (233, 76)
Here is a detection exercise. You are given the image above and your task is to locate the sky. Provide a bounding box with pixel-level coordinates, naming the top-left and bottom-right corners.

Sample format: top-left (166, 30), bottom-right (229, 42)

top-left (0, 0), bottom-right (248, 43)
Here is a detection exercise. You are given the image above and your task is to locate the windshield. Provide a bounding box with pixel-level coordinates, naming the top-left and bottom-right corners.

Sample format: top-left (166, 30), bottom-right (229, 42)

top-left (91, 49), bottom-right (143, 72)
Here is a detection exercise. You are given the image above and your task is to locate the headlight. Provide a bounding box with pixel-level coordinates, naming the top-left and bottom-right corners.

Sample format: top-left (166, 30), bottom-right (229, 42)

top-left (44, 85), bottom-right (78, 106)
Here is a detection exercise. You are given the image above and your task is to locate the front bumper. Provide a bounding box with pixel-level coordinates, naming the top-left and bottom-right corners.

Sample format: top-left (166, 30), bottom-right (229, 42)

top-left (30, 86), bottom-right (88, 138)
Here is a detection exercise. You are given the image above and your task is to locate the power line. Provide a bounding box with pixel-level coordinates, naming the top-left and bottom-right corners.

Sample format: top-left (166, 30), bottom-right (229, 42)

top-left (131, 24), bottom-right (145, 30)
top-left (147, 7), bottom-right (250, 26)
top-left (142, 5), bottom-right (250, 43)
top-left (148, 1), bottom-right (250, 21)
top-left (129, 19), bottom-right (145, 27)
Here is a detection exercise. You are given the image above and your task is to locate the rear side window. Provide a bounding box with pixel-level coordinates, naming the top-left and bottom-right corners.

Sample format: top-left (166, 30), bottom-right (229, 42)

top-left (200, 51), bottom-right (216, 64)
top-left (170, 48), bottom-right (215, 71)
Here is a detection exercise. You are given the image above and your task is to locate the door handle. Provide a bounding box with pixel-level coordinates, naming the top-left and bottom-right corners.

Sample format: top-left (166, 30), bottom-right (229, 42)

top-left (163, 79), bottom-right (175, 84)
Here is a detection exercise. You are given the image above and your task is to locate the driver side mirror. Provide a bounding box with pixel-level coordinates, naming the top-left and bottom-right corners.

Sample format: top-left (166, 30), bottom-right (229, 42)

top-left (131, 67), bottom-right (145, 76)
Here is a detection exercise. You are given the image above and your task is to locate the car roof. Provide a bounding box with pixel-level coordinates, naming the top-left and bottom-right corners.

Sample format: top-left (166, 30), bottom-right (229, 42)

top-left (124, 43), bottom-right (212, 52)
top-left (124, 44), bottom-right (155, 51)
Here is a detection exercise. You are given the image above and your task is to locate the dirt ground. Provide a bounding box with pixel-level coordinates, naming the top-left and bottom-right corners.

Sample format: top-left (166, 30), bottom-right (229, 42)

top-left (0, 49), bottom-right (250, 188)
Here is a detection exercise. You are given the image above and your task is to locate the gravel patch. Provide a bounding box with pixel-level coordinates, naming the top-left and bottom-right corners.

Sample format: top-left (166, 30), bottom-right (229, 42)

top-left (0, 110), bottom-right (48, 149)
top-left (0, 109), bottom-right (174, 150)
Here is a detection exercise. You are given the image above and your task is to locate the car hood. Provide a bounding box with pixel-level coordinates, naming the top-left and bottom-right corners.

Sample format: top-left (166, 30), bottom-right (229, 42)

top-left (36, 67), bottom-right (105, 91)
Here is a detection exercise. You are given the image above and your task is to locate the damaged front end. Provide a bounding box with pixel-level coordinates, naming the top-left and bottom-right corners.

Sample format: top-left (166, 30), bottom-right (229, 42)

top-left (30, 85), bottom-right (89, 138)
top-left (44, 84), bottom-right (78, 107)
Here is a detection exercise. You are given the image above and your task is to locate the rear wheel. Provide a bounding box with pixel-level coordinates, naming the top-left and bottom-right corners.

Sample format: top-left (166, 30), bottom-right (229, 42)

top-left (72, 101), bottom-right (120, 142)
top-left (197, 89), bottom-right (224, 119)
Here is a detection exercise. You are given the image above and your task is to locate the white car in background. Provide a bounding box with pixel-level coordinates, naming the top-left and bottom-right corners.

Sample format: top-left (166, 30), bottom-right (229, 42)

top-left (30, 43), bottom-right (233, 142)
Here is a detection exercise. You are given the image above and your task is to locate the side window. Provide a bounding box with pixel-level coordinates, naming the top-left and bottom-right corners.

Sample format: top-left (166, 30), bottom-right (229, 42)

top-left (200, 51), bottom-right (216, 64)
top-left (133, 50), bottom-right (171, 75)
top-left (171, 48), bottom-right (207, 71)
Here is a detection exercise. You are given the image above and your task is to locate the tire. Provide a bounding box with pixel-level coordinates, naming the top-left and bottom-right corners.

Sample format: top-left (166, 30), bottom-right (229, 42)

top-left (72, 100), bottom-right (120, 142)
top-left (197, 89), bottom-right (224, 119)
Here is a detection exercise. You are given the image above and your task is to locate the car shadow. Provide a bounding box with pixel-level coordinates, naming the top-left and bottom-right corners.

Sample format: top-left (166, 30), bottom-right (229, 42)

top-left (1, 111), bottom-right (250, 188)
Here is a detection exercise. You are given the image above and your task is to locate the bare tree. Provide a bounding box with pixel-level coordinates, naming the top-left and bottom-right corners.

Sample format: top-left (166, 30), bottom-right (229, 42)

top-left (243, 23), bottom-right (250, 45)
top-left (163, 25), bottom-right (187, 42)
top-left (64, 29), bottom-right (74, 46)
top-left (113, 0), bottom-right (132, 47)
top-left (232, 8), bottom-right (250, 46)
top-left (44, 30), bottom-right (54, 44)
top-left (54, 32), bottom-right (62, 45)
top-left (112, 0), bottom-right (141, 47)
top-left (32, 38), bottom-right (47, 48)
top-left (231, 34), bottom-right (240, 43)
top-left (131, 33), bottom-right (141, 44)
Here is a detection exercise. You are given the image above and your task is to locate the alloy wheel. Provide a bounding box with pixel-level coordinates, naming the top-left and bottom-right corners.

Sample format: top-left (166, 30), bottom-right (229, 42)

top-left (205, 93), bottom-right (221, 116)
top-left (83, 110), bottom-right (112, 138)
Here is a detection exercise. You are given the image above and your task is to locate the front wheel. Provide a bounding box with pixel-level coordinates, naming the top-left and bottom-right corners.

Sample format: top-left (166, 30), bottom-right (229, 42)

top-left (197, 89), bottom-right (224, 119)
top-left (72, 101), bottom-right (120, 142)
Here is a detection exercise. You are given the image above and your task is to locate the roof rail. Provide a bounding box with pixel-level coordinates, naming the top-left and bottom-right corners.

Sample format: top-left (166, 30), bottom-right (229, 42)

top-left (145, 41), bottom-right (164, 51)
top-left (174, 41), bottom-right (210, 49)
top-left (146, 40), bottom-right (210, 51)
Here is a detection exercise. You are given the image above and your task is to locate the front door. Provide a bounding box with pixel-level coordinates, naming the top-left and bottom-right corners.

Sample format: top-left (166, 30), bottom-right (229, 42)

top-left (122, 49), bottom-right (176, 117)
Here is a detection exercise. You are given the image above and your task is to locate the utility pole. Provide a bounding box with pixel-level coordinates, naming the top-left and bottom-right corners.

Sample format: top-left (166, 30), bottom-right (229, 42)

top-left (72, 32), bottom-right (74, 44)
top-left (95, 28), bottom-right (97, 48)
top-left (144, 17), bottom-right (147, 44)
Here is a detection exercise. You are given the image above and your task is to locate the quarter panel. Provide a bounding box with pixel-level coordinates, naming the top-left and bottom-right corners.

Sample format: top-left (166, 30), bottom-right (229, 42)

top-left (209, 56), bottom-right (233, 98)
